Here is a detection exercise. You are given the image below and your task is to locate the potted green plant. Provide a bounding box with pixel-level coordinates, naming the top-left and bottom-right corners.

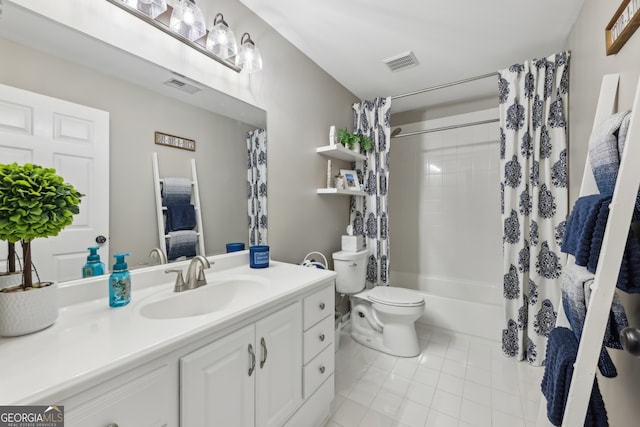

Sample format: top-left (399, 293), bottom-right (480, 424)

top-left (338, 128), bottom-right (354, 149)
top-left (337, 129), bottom-right (374, 154)
top-left (0, 162), bottom-right (83, 336)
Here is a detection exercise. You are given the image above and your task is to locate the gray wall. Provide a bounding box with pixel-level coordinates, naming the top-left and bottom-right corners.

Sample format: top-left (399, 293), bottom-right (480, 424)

top-left (565, 0), bottom-right (640, 424)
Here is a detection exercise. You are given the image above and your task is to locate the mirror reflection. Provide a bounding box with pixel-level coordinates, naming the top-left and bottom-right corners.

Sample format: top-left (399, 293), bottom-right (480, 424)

top-left (0, 4), bottom-right (266, 282)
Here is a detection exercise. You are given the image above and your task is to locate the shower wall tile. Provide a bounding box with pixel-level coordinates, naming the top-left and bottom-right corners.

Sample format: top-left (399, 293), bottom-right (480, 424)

top-left (390, 109), bottom-right (501, 287)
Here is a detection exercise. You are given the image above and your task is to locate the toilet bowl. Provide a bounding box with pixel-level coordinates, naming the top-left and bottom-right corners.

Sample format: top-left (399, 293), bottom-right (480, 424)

top-left (333, 250), bottom-right (425, 357)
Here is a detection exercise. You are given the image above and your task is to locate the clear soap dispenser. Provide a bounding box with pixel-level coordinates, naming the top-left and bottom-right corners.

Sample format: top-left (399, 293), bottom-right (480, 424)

top-left (109, 253), bottom-right (131, 307)
top-left (82, 246), bottom-right (105, 278)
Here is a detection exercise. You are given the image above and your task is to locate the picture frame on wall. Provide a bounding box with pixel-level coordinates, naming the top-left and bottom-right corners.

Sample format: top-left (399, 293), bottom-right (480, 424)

top-left (340, 169), bottom-right (360, 191)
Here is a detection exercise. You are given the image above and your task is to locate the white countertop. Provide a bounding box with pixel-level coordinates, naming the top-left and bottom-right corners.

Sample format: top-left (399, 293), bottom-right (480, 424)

top-left (0, 253), bottom-right (335, 404)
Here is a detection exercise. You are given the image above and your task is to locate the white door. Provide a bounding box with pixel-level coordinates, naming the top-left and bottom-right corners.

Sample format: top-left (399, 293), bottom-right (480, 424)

top-left (180, 324), bottom-right (256, 427)
top-left (256, 302), bottom-right (302, 427)
top-left (0, 83), bottom-right (109, 282)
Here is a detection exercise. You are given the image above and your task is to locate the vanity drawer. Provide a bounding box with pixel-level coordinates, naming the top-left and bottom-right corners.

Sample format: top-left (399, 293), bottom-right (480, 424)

top-left (303, 314), bottom-right (333, 364)
top-left (303, 344), bottom-right (334, 399)
top-left (303, 284), bottom-right (334, 330)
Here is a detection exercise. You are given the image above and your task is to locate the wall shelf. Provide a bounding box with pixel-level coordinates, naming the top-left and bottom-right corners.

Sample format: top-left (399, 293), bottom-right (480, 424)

top-left (316, 144), bottom-right (366, 162)
top-left (317, 188), bottom-right (366, 196)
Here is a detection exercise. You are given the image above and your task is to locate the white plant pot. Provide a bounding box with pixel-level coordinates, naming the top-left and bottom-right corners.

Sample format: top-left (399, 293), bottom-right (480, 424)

top-left (351, 142), bottom-right (360, 154)
top-left (0, 271), bottom-right (23, 289)
top-left (0, 282), bottom-right (58, 337)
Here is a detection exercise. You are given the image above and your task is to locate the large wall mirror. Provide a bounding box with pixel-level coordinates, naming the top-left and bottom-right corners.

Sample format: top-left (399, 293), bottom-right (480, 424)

top-left (0, 2), bottom-right (266, 281)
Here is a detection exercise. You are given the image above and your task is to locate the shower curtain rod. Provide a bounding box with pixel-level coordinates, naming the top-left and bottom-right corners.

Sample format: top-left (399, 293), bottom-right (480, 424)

top-left (391, 72), bottom-right (499, 100)
top-left (391, 118), bottom-right (499, 139)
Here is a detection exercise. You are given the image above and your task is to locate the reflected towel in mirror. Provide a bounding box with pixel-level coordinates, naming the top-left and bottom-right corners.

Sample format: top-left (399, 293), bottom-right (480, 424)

top-left (165, 203), bottom-right (196, 233)
top-left (162, 177), bottom-right (192, 206)
top-left (166, 230), bottom-right (197, 261)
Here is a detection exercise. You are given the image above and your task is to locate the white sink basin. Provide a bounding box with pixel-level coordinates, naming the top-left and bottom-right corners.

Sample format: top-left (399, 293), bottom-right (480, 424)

top-left (139, 276), bottom-right (270, 320)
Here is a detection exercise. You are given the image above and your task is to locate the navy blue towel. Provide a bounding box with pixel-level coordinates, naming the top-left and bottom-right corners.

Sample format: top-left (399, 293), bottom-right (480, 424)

top-left (541, 327), bottom-right (608, 426)
top-left (563, 195), bottom-right (640, 293)
top-left (165, 203), bottom-right (196, 233)
top-left (561, 194), bottom-right (610, 262)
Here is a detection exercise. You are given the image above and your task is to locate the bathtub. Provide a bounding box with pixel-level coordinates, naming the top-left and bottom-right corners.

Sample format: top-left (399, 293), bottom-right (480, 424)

top-left (391, 271), bottom-right (502, 341)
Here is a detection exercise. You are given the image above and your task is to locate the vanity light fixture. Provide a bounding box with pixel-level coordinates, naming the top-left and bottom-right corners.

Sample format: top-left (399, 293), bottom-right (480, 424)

top-left (108, 0), bottom-right (263, 73)
top-left (169, 0), bottom-right (206, 42)
top-left (236, 32), bottom-right (263, 73)
top-left (206, 13), bottom-right (238, 60)
top-left (121, 0), bottom-right (167, 19)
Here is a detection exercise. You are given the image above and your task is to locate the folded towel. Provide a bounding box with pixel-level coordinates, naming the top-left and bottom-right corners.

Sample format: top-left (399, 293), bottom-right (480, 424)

top-left (561, 194), bottom-right (610, 262)
top-left (541, 327), bottom-right (608, 426)
top-left (563, 195), bottom-right (640, 293)
top-left (162, 177), bottom-right (192, 206)
top-left (166, 230), bottom-right (197, 261)
top-left (589, 110), bottom-right (631, 197)
top-left (165, 203), bottom-right (196, 233)
top-left (561, 263), bottom-right (629, 377)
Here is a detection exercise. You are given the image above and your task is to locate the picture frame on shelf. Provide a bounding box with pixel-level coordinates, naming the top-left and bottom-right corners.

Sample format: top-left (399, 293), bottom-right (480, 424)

top-left (340, 169), bottom-right (360, 191)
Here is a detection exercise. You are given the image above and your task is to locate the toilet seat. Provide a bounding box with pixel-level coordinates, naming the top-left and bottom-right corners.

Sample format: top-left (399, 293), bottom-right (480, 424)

top-left (367, 286), bottom-right (424, 307)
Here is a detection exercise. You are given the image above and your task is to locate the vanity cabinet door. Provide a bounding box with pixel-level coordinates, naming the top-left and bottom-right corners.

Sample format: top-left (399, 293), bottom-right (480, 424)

top-left (181, 324), bottom-right (255, 427)
top-left (64, 361), bottom-right (176, 427)
top-left (255, 302), bottom-right (302, 427)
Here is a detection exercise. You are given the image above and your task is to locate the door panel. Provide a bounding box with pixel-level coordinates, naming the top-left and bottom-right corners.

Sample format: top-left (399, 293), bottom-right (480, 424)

top-left (0, 83), bottom-right (109, 282)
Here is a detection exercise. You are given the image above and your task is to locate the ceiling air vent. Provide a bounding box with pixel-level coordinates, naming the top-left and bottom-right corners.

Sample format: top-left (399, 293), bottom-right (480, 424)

top-left (383, 51), bottom-right (419, 72)
top-left (163, 77), bottom-right (201, 94)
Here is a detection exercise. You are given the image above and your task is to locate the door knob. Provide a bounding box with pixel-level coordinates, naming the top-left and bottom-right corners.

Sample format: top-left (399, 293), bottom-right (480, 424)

top-left (96, 235), bottom-right (107, 244)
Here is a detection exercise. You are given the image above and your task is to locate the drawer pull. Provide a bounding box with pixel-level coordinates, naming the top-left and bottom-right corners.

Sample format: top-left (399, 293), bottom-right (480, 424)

top-left (248, 344), bottom-right (256, 376)
top-left (319, 302), bottom-right (326, 310)
top-left (319, 333), bottom-right (325, 342)
top-left (319, 365), bottom-right (326, 374)
top-left (260, 337), bottom-right (268, 368)
top-left (106, 424), bottom-right (119, 427)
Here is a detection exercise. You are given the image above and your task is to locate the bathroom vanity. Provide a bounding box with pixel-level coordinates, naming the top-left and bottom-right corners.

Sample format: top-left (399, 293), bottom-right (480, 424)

top-left (0, 252), bottom-right (336, 427)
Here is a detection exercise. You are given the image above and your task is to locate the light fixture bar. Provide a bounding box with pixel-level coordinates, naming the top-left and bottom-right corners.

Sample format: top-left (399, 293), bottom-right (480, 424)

top-left (106, 0), bottom-right (241, 73)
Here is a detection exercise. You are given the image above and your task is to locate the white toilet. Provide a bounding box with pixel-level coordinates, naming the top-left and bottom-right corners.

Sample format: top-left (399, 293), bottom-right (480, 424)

top-left (333, 249), bottom-right (425, 357)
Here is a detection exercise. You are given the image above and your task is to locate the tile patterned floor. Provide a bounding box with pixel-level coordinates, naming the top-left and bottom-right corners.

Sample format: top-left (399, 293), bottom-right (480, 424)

top-left (324, 323), bottom-right (544, 427)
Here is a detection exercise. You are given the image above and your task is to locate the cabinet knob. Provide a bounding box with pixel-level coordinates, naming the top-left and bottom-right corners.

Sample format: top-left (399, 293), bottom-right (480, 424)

top-left (319, 302), bottom-right (326, 310)
top-left (319, 333), bottom-right (325, 342)
top-left (106, 424), bottom-right (119, 427)
top-left (319, 365), bottom-right (326, 374)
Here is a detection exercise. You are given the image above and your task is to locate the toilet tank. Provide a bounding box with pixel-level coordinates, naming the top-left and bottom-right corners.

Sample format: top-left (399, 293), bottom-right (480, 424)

top-left (332, 249), bottom-right (369, 294)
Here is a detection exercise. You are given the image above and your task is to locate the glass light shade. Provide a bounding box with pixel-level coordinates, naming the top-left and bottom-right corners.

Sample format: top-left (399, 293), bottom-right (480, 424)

top-left (236, 35), bottom-right (263, 73)
top-left (206, 19), bottom-right (238, 60)
top-left (132, 0), bottom-right (167, 19)
top-left (169, 0), bottom-right (206, 41)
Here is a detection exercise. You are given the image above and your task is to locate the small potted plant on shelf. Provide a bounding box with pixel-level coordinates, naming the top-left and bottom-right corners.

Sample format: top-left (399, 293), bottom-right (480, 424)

top-left (338, 129), bottom-right (373, 154)
top-left (0, 163), bottom-right (84, 337)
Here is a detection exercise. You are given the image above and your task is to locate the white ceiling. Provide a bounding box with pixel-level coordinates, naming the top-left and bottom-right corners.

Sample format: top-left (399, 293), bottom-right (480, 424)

top-left (239, 0), bottom-right (585, 112)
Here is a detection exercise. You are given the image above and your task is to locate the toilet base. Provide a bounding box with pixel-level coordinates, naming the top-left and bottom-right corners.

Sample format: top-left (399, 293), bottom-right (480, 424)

top-left (350, 314), bottom-right (421, 358)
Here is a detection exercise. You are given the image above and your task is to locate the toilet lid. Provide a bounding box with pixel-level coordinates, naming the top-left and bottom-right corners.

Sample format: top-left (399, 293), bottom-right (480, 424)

top-left (368, 286), bottom-right (424, 307)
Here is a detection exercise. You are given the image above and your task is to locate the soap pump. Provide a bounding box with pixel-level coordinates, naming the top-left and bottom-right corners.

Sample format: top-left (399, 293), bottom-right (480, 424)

top-left (82, 246), bottom-right (105, 278)
top-left (109, 253), bottom-right (131, 307)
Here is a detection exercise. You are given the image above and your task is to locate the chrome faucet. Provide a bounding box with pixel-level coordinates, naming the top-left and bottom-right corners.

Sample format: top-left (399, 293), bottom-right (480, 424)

top-left (185, 255), bottom-right (212, 290)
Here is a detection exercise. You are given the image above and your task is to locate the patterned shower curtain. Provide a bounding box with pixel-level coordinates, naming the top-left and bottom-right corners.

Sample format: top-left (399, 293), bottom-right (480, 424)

top-left (247, 128), bottom-right (267, 245)
top-left (349, 97), bottom-right (392, 287)
top-left (499, 51), bottom-right (570, 365)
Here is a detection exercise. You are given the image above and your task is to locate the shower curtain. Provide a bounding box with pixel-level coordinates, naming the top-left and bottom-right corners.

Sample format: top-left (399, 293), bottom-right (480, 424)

top-left (247, 128), bottom-right (267, 245)
top-left (499, 51), bottom-right (570, 365)
top-left (349, 97), bottom-right (392, 286)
